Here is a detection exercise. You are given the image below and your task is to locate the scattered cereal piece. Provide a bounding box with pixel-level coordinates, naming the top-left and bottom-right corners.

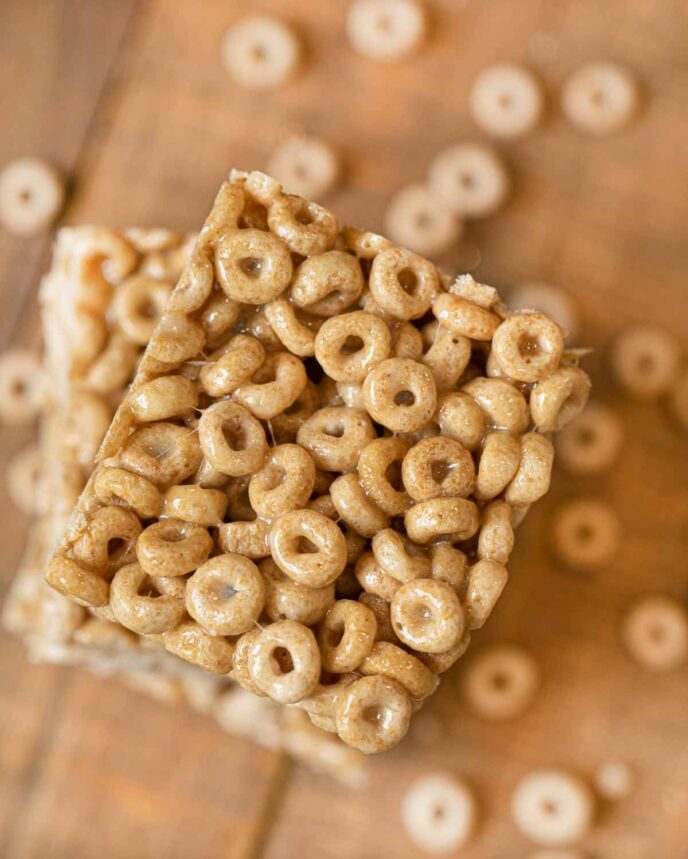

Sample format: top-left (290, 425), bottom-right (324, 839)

top-left (562, 61), bottom-right (639, 135)
top-left (0, 349), bottom-right (44, 425)
top-left (401, 773), bottom-right (478, 853)
top-left (593, 759), bottom-right (635, 800)
top-left (6, 443), bottom-right (42, 515)
top-left (267, 134), bottom-right (339, 200)
top-left (384, 183), bottom-right (462, 257)
top-left (668, 366), bottom-right (688, 431)
top-left (610, 326), bottom-right (680, 400)
top-left (469, 63), bottom-right (544, 139)
top-left (461, 644), bottom-right (540, 721)
top-left (0, 158), bottom-right (64, 236)
top-left (346, 0), bottom-right (427, 63)
top-left (621, 595), bottom-right (688, 672)
top-left (555, 401), bottom-right (623, 475)
top-left (427, 143), bottom-right (510, 219)
top-left (552, 498), bottom-right (621, 570)
top-left (221, 16), bottom-right (300, 90)
top-left (511, 769), bottom-right (595, 846)
top-left (507, 282), bottom-right (579, 340)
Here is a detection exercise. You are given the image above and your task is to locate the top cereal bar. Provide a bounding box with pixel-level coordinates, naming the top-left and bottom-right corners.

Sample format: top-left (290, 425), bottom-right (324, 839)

top-left (46, 169), bottom-right (591, 754)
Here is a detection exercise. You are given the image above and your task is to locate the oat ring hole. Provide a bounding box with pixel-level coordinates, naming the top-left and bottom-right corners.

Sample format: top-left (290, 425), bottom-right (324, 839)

top-left (269, 508), bottom-right (347, 588)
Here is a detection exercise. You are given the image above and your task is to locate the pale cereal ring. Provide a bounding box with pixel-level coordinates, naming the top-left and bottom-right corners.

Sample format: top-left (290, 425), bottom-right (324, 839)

top-left (552, 498), bottom-right (621, 569)
top-left (198, 400), bottom-right (267, 476)
top-left (372, 528), bottom-right (430, 582)
top-left (0, 157), bottom-right (63, 235)
top-left (83, 332), bottom-right (139, 395)
top-left (363, 357), bottom-right (437, 433)
top-left (199, 288), bottom-right (241, 347)
top-left (112, 275), bottom-right (172, 345)
top-left (491, 312), bottom-right (564, 382)
top-left (330, 473), bottom-right (391, 538)
top-left (297, 406), bottom-right (376, 471)
top-left (264, 298), bottom-right (318, 357)
top-left (669, 366), bottom-right (688, 431)
top-left (221, 16), bottom-right (300, 90)
top-left (297, 674), bottom-right (357, 726)
top-left (315, 311), bottom-right (391, 383)
top-left (357, 436), bottom-right (412, 516)
top-left (621, 594), bottom-right (688, 672)
top-left (343, 224), bottom-right (394, 259)
top-left (610, 325), bottom-right (680, 399)
top-left (417, 631), bottom-right (471, 674)
top-left (463, 376), bottom-right (530, 434)
top-left (72, 505), bottom-right (142, 577)
top-left (391, 321), bottom-right (424, 360)
top-left (163, 619), bottom-right (234, 675)
top-left (562, 61), bottom-right (639, 135)
top-left (120, 422), bottom-right (202, 486)
top-left (463, 559), bottom-right (509, 630)
top-left (6, 443), bottom-right (41, 515)
top-left (369, 246), bottom-right (440, 321)
top-left (530, 366), bottom-right (591, 432)
top-left (260, 557), bottom-right (334, 625)
top-left (474, 431), bottom-right (522, 501)
top-left (127, 375), bottom-right (198, 422)
top-left (461, 644), bottom-right (540, 720)
top-left (430, 542), bottom-right (468, 593)
top-left (46, 554), bottom-right (110, 608)
top-left (359, 592), bottom-right (398, 643)
top-left (511, 770), bottom-right (595, 846)
top-left (217, 519), bottom-right (270, 559)
top-left (402, 436), bottom-right (475, 501)
top-left (198, 334), bottom-right (266, 397)
top-left (422, 325), bottom-right (472, 391)
top-left (93, 466), bottom-right (163, 519)
top-left (249, 443), bottom-right (316, 519)
top-left (355, 552), bottom-right (402, 601)
top-left (268, 194), bottom-right (339, 256)
top-left (62, 391), bottom-right (112, 469)
top-left (162, 484), bottom-right (228, 526)
top-left (384, 183), bottom-right (461, 258)
top-left (290, 250), bottom-right (365, 317)
top-left (336, 675), bottom-right (412, 754)
top-left (433, 292), bottom-right (501, 341)
top-left (0, 350), bottom-right (44, 424)
top-left (391, 578), bottom-right (464, 653)
top-left (214, 227), bottom-right (293, 304)
top-left (359, 640), bottom-right (438, 700)
top-left (507, 281), bottom-right (579, 339)
top-left (401, 773), bottom-right (477, 853)
top-left (470, 63), bottom-right (544, 139)
top-left (437, 391), bottom-right (487, 451)
top-left (593, 760), bottom-right (635, 801)
top-left (556, 402), bottom-right (623, 475)
top-left (428, 142), bottom-right (510, 218)
top-left (318, 599), bottom-right (378, 673)
top-left (405, 497), bottom-right (479, 544)
top-left (166, 246), bottom-right (215, 314)
top-left (234, 351), bottom-right (307, 420)
top-left (477, 499), bottom-right (515, 565)
top-left (109, 562), bottom-right (185, 635)
top-left (69, 312), bottom-right (107, 376)
top-left (269, 508), bottom-right (347, 588)
top-left (136, 519), bottom-right (213, 577)
top-left (185, 553), bottom-right (266, 636)
top-left (267, 134), bottom-right (339, 200)
top-left (346, 0), bottom-right (426, 62)
top-left (504, 432), bottom-right (554, 506)
top-left (248, 619), bottom-right (321, 704)
top-left (147, 311), bottom-right (205, 366)
top-left (231, 628), bottom-right (266, 696)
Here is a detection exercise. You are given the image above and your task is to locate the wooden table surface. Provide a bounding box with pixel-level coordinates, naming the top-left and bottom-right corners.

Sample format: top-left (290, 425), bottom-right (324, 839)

top-left (1, 2), bottom-right (687, 857)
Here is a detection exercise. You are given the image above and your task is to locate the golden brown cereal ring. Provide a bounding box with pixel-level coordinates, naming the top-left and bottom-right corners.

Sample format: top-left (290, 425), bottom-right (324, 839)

top-left (477, 499), bottom-right (515, 565)
top-left (357, 436), bottom-right (412, 516)
top-left (552, 498), bottom-right (621, 569)
top-left (391, 578), bottom-right (464, 653)
top-left (315, 311), bottom-right (391, 383)
top-left (372, 528), bottom-right (430, 582)
top-left (428, 142), bottom-right (510, 218)
top-left (0, 157), bottom-right (63, 235)
top-left (128, 375), bottom-right (198, 423)
top-left (461, 644), bottom-right (540, 720)
top-left (422, 325), bottom-right (472, 391)
top-left (504, 432), bottom-right (554, 506)
top-left (362, 358), bottom-right (437, 433)
top-left (463, 377), bottom-right (530, 434)
top-left (359, 640), bottom-right (438, 700)
top-left (562, 61), bottom-right (638, 135)
top-left (234, 351), bottom-right (307, 420)
top-left (318, 599), bottom-right (378, 673)
top-left (402, 436), bottom-right (475, 501)
top-left (217, 519), bottom-right (270, 559)
top-left (621, 595), bottom-right (688, 672)
top-left (72, 505), bottom-right (142, 577)
top-left (330, 473), bottom-right (391, 538)
top-left (136, 518), bottom-right (213, 577)
top-left (491, 312), bottom-right (564, 382)
top-left (148, 311), bottom-right (206, 366)
top-left (199, 334), bottom-right (266, 397)
top-left (470, 63), bottom-right (544, 139)
top-left (267, 134), bottom-right (339, 200)
top-left (355, 552), bottom-right (402, 601)
top-left (463, 559), bottom-right (509, 630)
top-left (185, 554), bottom-right (265, 636)
top-left (260, 557), bottom-right (334, 625)
top-left (416, 631), bottom-right (471, 674)
top-left (110, 562), bottom-right (185, 635)
top-left (46, 554), bottom-right (110, 608)
top-left (0, 350), bottom-right (44, 425)
top-left (83, 333), bottom-right (139, 395)
top-left (291, 250), bottom-right (365, 316)
top-left (405, 497), bottom-right (479, 544)
top-left (336, 381), bottom-right (365, 409)
top-left (249, 443), bottom-right (316, 520)
top-left (343, 225), bottom-right (394, 259)
top-left (231, 628), bottom-right (266, 696)
top-left (162, 484), bottom-right (228, 526)
top-left (223, 475), bottom-right (255, 520)
top-left (474, 431), bottom-right (522, 501)
top-left (60, 391), bottom-right (111, 469)
top-left (264, 298), bottom-right (319, 357)
top-left (430, 542), bottom-right (469, 593)
top-left (270, 508), bottom-right (347, 587)
top-left (308, 493), bottom-right (338, 519)
top-left (436, 391), bottom-right (487, 451)
top-left (507, 281), bottom-right (579, 340)
top-left (555, 401), bottom-right (623, 475)
top-left (511, 770), bottom-right (595, 847)
top-left (93, 467), bottom-right (163, 519)
top-left (270, 380), bottom-right (320, 442)
top-left (198, 400), bottom-right (267, 476)
top-left (401, 773), bottom-right (478, 853)
top-left (610, 326), bottom-right (680, 399)
top-left (335, 674), bottom-right (412, 753)
top-left (346, 0), bottom-right (426, 63)
top-left (268, 194), bottom-right (339, 256)
top-left (162, 619), bottom-right (234, 675)
top-left (530, 366), bottom-right (591, 432)
top-left (297, 406), bottom-right (376, 471)
top-left (384, 183), bottom-right (461, 258)
top-left (391, 321), bottom-right (424, 360)
top-left (199, 288), bottom-right (241, 347)
top-left (358, 592), bottom-right (398, 643)
top-left (433, 292), bottom-right (501, 340)
top-left (215, 227), bottom-right (292, 304)
top-left (194, 458), bottom-right (231, 491)
top-left (369, 246), bottom-right (440, 321)
top-left (248, 619), bottom-right (321, 704)
top-left (112, 275), bottom-right (172, 345)
top-left (120, 422), bottom-right (202, 487)
top-left (221, 16), bottom-right (300, 90)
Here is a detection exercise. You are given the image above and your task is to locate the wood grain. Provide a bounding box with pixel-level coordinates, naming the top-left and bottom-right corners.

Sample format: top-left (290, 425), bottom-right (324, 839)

top-left (1, 1), bottom-right (687, 857)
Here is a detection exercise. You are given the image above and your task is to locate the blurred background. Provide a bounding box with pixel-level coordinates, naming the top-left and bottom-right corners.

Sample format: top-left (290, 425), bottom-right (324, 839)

top-left (1, 1), bottom-right (687, 857)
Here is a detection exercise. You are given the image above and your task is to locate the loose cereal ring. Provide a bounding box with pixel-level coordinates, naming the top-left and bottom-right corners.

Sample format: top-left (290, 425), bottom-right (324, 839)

top-left (474, 431), bottom-right (522, 501)
top-left (264, 298), bottom-right (318, 357)
top-left (221, 16), bottom-right (300, 91)
top-left (317, 599), bottom-right (378, 672)
top-left (267, 133), bottom-right (340, 201)
top-left (269, 508), bottom-right (347, 587)
top-left (552, 498), bottom-right (621, 569)
top-left (120, 422), bottom-right (203, 486)
top-left (218, 519), bottom-right (270, 559)
top-left (0, 157), bottom-right (64, 235)
top-left (249, 443), bottom-right (316, 520)
top-left (359, 640), bottom-right (438, 700)
top-left (430, 543), bottom-right (469, 593)
top-left (504, 432), bottom-right (554, 506)
top-left (248, 619), bottom-right (321, 704)
top-left (93, 466), bottom-right (163, 519)
top-left (260, 557), bottom-right (334, 625)
top-left (463, 376), bottom-right (530, 434)
top-left (335, 674), bottom-right (412, 753)
top-left (530, 366), bottom-right (591, 432)
top-left (136, 519), bottom-right (213, 577)
top-left (346, 0), bottom-right (427, 63)
top-left (391, 578), bottom-right (465, 653)
top-left (72, 505), bottom-right (141, 577)
top-left (461, 644), bottom-right (540, 720)
top-left (109, 562), bottom-right (185, 635)
top-left (369, 246), bottom-right (440, 320)
top-left (127, 375), bottom-right (198, 422)
top-left (428, 142), bottom-right (510, 218)
top-left (112, 275), bottom-right (172, 345)
top-left (185, 554), bottom-right (266, 636)
top-left (291, 250), bottom-right (365, 316)
top-left (422, 325), bottom-right (471, 391)
top-left (297, 406), bottom-right (376, 471)
top-left (268, 194), bottom-right (339, 256)
top-left (384, 183), bottom-right (461, 258)
top-left (562, 61), bottom-right (639, 136)
top-left (511, 770), bottom-right (595, 847)
top-left (214, 227), bottom-right (293, 304)
top-left (621, 595), bottom-right (688, 672)
top-left (330, 473), bottom-right (390, 538)
top-left (555, 401), bottom-right (623, 475)
top-left (402, 436), bottom-right (475, 501)
top-left (0, 349), bottom-right (44, 425)
top-left (372, 528), bottom-right (430, 582)
top-left (355, 552), bottom-right (402, 601)
top-left (477, 499), bottom-right (515, 564)
top-left (315, 310), bottom-right (391, 383)
top-left (163, 619), bottom-right (234, 675)
top-left (436, 391), bottom-right (487, 451)
top-left (6, 443), bottom-right (42, 516)
top-left (46, 554), bottom-right (110, 608)
top-left (162, 484), bottom-right (228, 526)
top-left (491, 312), bottom-right (564, 382)
top-left (234, 351), bottom-right (307, 420)
top-left (433, 293), bottom-right (501, 341)
top-left (610, 325), bottom-right (680, 399)
top-left (198, 334), bottom-right (266, 397)
top-left (463, 559), bottom-right (508, 629)
top-left (405, 497), bottom-right (479, 544)
top-left (198, 400), bottom-right (267, 476)
top-left (357, 436), bottom-right (412, 516)
top-left (363, 357), bottom-right (437, 433)
top-left (401, 773), bottom-right (478, 853)
top-left (470, 62), bottom-right (544, 139)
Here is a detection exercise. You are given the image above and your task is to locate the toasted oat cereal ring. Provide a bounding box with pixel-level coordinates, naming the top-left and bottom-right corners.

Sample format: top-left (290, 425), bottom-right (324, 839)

top-left (136, 518), bottom-right (213, 578)
top-left (163, 484), bottom-right (228, 526)
top-left (391, 321), bottom-right (424, 360)
top-left (475, 430), bottom-right (522, 501)
top-left (69, 312), bottom-right (108, 376)
top-left (417, 631), bottom-right (471, 674)
top-left (269, 508), bottom-right (347, 588)
top-left (0, 157), bottom-right (63, 235)
top-left (234, 351), bottom-right (307, 420)
top-left (504, 432), bottom-right (554, 506)
top-left (112, 275), bottom-right (172, 345)
top-left (199, 400), bottom-right (267, 476)
top-left (297, 406), bottom-right (376, 471)
top-left (507, 281), bottom-right (579, 340)
top-left (477, 499), bottom-right (515, 564)
top-left (357, 436), bottom-right (412, 517)
top-left (336, 565), bottom-right (364, 600)
top-left (433, 293), bottom-right (501, 341)
top-left (336, 381), bottom-right (365, 409)
top-left (401, 773), bottom-right (477, 853)
top-left (290, 250), bottom-right (364, 317)
top-left (346, 0), bottom-right (426, 62)
top-left (363, 358), bottom-right (437, 433)
top-left (61, 390), bottom-right (112, 469)
top-left (437, 391), bottom-right (487, 451)
top-left (185, 554), bottom-right (265, 637)
top-left (552, 498), bottom-right (621, 569)
top-left (93, 467), bottom-right (163, 519)
top-left (270, 380), bottom-right (321, 442)
top-left (218, 519), bottom-right (270, 559)
top-left (83, 332), bottom-right (139, 396)
top-left (355, 552), bottom-right (402, 601)
top-left (165, 244), bottom-right (215, 314)
top-left (222, 475), bottom-right (254, 519)
top-left (0, 350), bottom-right (44, 425)
top-left (72, 505), bottom-right (141, 577)
top-left (511, 770), bottom-right (595, 846)
top-left (405, 497), bottom-right (479, 545)
top-left (491, 312), bottom-right (564, 382)
top-left (669, 366), bottom-right (688, 430)
top-left (391, 578), bottom-right (464, 653)
top-left (308, 493), bottom-right (338, 519)
top-left (249, 443), bottom-right (316, 519)
top-left (359, 592), bottom-right (398, 643)
top-left (147, 311), bottom-right (206, 366)
top-left (163, 619), bottom-right (234, 675)
top-left (128, 375), bottom-right (198, 423)
top-left (343, 224), bottom-right (394, 259)
top-left (315, 311), bottom-right (391, 383)
top-left (267, 134), bottom-right (339, 200)
top-left (199, 334), bottom-right (266, 397)
top-left (463, 559), bottom-right (509, 630)
top-left (330, 473), bottom-right (391, 538)
top-left (422, 325), bottom-right (471, 391)
top-left (260, 556), bottom-right (334, 625)
top-left (470, 63), bottom-right (544, 139)
top-left (562, 61), bottom-right (639, 135)
top-left (46, 554), bottom-right (110, 608)
top-left (610, 325), bottom-right (680, 399)
top-left (556, 402), bottom-right (623, 475)
top-left (430, 542), bottom-right (468, 593)
top-left (215, 227), bottom-right (293, 305)
top-left (268, 194), bottom-right (339, 256)
top-left (264, 298), bottom-right (318, 357)
top-left (120, 422), bottom-right (202, 487)
top-left (384, 183), bottom-right (461, 258)
top-left (369, 246), bottom-right (440, 321)
top-left (463, 377), bottom-right (530, 434)
top-left (199, 288), bottom-right (241, 347)
top-left (109, 562), bottom-right (185, 635)
top-left (621, 595), bottom-right (688, 672)
top-left (359, 640), bottom-right (438, 700)
top-left (231, 628), bottom-right (266, 695)
top-left (318, 599), bottom-right (378, 673)
top-left (6, 443), bottom-right (41, 515)
top-left (298, 675), bottom-right (357, 728)
top-left (336, 674), bottom-right (412, 753)
top-left (530, 367), bottom-right (591, 433)
top-left (461, 644), bottom-right (539, 720)
top-left (372, 529), bottom-right (430, 582)
top-left (402, 436), bottom-right (475, 502)
top-left (248, 619), bottom-right (321, 704)
top-left (221, 16), bottom-right (300, 90)
top-left (428, 142), bottom-right (510, 218)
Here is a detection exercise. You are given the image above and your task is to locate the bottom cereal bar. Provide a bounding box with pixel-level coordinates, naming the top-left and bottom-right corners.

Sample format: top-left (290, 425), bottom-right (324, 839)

top-left (45, 170), bottom-right (592, 755)
top-left (2, 225), bottom-right (365, 785)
